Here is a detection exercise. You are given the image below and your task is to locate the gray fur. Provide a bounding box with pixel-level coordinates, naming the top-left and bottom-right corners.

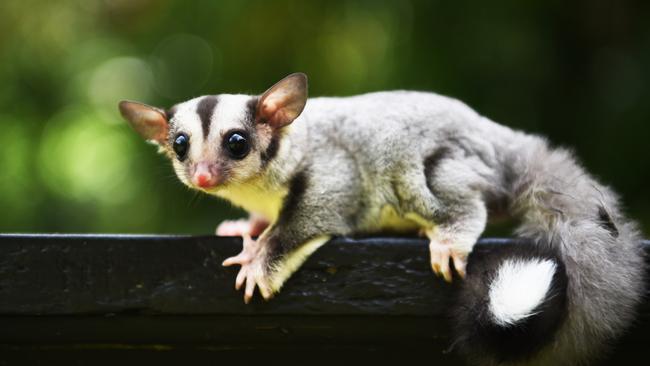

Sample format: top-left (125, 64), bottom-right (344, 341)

top-left (257, 91), bottom-right (644, 364)
top-left (290, 92), bottom-right (645, 365)
top-left (121, 86), bottom-right (645, 365)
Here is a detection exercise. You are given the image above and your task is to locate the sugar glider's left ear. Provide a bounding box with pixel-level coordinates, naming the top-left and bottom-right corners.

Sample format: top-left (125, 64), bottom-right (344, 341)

top-left (257, 72), bottom-right (308, 129)
top-left (118, 100), bottom-right (169, 145)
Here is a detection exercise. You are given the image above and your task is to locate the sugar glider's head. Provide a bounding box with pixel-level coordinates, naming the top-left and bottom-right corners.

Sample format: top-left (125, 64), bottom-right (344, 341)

top-left (119, 73), bottom-right (307, 191)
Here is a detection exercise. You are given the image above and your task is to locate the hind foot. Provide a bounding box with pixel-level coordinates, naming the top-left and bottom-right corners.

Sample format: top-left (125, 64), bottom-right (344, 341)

top-left (424, 228), bottom-right (468, 282)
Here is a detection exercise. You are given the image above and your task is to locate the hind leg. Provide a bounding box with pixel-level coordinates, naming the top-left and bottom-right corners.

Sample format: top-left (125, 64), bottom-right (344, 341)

top-left (396, 156), bottom-right (489, 281)
top-left (423, 154), bottom-right (490, 281)
top-left (424, 197), bottom-right (487, 281)
top-left (424, 157), bottom-right (489, 281)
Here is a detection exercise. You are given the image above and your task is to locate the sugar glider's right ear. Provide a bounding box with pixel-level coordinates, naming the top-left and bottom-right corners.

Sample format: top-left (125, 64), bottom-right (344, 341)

top-left (118, 100), bottom-right (169, 145)
top-left (257, 73), bottom-right (308, 129)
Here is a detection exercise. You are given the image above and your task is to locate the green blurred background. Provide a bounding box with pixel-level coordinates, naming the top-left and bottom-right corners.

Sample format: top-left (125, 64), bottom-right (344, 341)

top-left (0, 0), bottom-right (648, 235)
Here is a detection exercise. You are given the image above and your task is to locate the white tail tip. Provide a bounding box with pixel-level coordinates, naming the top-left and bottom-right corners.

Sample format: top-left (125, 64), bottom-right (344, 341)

top-left (489, 258), bottom-right (557, 326)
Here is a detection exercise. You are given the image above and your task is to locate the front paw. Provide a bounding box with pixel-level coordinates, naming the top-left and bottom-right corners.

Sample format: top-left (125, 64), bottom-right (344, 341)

top-left (216, 217), bottom-right (270, 237)
top-left (235, 258), bottom-right (274, 303)
top-left (222, 235), bottom-right (274, 303)
top-left (216, 219), bottom-right (253, 237)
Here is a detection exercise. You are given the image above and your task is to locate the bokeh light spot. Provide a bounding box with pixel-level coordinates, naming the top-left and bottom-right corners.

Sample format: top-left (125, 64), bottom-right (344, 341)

top-left (87, 56), bottom-right (153, 123)
top-left (39, 107), bottom-right (139, 205)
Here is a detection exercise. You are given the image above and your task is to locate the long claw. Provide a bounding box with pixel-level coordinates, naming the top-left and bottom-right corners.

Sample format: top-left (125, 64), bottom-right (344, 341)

top-left (428, 237), bottom-right (465, 282)
top-left (429, 243), bottom-right (445, 277)
top-left (429, 245), bottom-right (438, 273)
top-left (431, 257), bottom-right (440, 275)
top-left (235, 267), bottom-right (247, 290)
top-left (244, 275), bottom-right (256, 304)
top-left (440, 255), bottom-right (452, 283)
top-left (453, 254), bottom-right (467, 279)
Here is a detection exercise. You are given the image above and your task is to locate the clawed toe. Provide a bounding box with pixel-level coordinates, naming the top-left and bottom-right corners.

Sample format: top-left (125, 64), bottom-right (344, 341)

top-left (222, 235), bottom-right (274, 303)
top-left (235, 266), bottom-right (248, 290)
top-left (222, 253), bottom-right (251, 267)
top-left (429, 241), bottom-right (467, 282)
top-left (244, 272), bottom-right (256, 304)
top-left (430, 244), bottom-right (452, 282)
top-left (238, 264), bottom-right (273, 303)
top-left (222, 234), bottom-right (259, 267)
top-left (452, 254), bottom-right (467, 279)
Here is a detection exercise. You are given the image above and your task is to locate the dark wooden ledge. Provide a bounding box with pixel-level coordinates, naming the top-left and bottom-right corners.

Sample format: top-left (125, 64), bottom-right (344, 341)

top-left (0, 234), bottom-right (648, 365)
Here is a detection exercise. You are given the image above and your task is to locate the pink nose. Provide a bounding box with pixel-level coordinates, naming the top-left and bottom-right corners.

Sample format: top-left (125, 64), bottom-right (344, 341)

top-left (196, 174), bottom-right (212, 188)
top-left (192, 162), bottom-right (219, 188)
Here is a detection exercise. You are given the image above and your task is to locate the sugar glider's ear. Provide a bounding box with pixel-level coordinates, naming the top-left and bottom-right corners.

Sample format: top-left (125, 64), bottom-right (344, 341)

top-left (118, 100), bottom-right (169, 145)
top-left (257, 72), bottom-right (308, 129)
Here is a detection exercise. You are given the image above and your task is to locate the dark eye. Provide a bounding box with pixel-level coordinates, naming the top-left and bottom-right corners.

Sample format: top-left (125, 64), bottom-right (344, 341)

top-left (173, 133), bottom-right (190, 161)
top-left (225, 131), bottom-right (250, 159)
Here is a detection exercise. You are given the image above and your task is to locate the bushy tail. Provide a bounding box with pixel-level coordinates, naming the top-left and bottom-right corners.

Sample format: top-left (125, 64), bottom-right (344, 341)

top-left (452, 138), bottom-right (646, 365)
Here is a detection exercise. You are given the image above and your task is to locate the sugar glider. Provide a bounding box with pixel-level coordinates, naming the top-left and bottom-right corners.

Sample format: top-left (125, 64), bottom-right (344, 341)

top-left (119, 73), bottom-right (645, 365)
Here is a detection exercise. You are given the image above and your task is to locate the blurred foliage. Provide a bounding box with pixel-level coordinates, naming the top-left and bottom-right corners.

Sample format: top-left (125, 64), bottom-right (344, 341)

top-left (0, 0), bottom-right (648, 235)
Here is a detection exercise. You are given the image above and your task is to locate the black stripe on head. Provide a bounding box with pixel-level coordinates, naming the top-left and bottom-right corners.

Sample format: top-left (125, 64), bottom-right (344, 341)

top-left (246, 97), bottom-right (259, 126)
top-left (261, 133), bottom-right (280, 166)
top-left (166, 105), bottom-right (178, 122)
top-left (196, 96), bottom-right (219, 139)
top-left (249, 96), bottom-right (280, 167)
